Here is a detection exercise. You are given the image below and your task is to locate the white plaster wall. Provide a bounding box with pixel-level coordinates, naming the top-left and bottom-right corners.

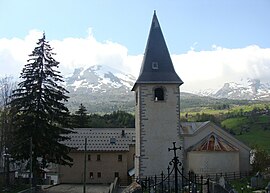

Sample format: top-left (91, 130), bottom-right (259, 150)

top-left (187, 151), bottom-right (239, 174)
top-left (183, 123), bottom-right (250, 172)
top-left (59, 150), bottom-right (133, 185)
top-left (135, 84), bottom-right (182, 177)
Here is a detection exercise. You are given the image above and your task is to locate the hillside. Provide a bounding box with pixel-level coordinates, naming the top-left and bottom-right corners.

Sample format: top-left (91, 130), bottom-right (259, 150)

top-left (180, 92), bottom-right (254, 111)
top-left (221, 114), bottom-right (270, 153)
top-left (66, 90), bottom-right (256, 113)
top-left (63, 65), bottom-right (266, 113)
top-left (181, 103), bottom-right (270, 153)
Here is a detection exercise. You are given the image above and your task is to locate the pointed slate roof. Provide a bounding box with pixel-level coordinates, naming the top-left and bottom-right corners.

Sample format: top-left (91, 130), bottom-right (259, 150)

top-left (132, 11), bottom-right (183, 91)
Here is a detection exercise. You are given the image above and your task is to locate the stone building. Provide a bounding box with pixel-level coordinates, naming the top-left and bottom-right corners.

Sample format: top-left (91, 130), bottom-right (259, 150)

top-left (132, 11), bottom-right (183, 178)
top-left (181, 121), bottom-right (250, 175)
top-left (132, 11), bottom-right (251, 178)
top-left (58, 128), bottom-right (135, 185)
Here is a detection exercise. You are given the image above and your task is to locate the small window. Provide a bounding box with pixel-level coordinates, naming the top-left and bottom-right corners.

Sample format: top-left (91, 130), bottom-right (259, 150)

top-left (88, 154), bottom-right (91, 161)
top-left (89, 172), bottom-right (94, 178)
top-left (110, 138), bottom-right (116, 144)
top-left (115, 172), bottom-right (119, 178)
top-left (132, 136), bottom-right (136, 142)
top-left (97, 154), bottom-right (101, 161)
top-left (97, 172), bottom-right (101, 178)
top-left (118, 155), bottom-right (122, 162)
top-left (152, 62), bottom-right (159, 70)
top-left (154, 88), bottom-right (164, 101)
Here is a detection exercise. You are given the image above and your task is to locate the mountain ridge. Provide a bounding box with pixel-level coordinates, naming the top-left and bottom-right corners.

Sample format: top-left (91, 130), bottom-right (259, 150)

top-left (197, 78), bottom-right (270, 101)
top-left (64, 65), bottom-right (135, 113)
top-left (63, 65), bottom-right (269, 113)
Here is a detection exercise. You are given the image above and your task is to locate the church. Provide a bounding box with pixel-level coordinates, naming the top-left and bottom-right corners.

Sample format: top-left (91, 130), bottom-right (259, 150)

top-left (132, 11), bottom-right (250, 178)
top-left (57, 11), bottom-right (251, 185)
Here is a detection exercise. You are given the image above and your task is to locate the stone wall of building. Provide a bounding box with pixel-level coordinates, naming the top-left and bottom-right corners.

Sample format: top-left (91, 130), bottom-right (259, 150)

top-left (135, 84), bottom-right (182, 177)
top-left (59, 149), bottom-right (134, 185)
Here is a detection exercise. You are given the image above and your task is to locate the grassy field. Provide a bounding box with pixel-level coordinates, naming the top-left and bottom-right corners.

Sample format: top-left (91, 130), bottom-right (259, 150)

top-left (181, 103), bottom-right (270, 153)
top-left (221, 115), bottom-right (270, 152)
top-left (182, 103), bottom-right (270, 115)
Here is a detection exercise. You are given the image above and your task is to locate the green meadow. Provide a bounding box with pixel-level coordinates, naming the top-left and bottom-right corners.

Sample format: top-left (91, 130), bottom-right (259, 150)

top-left (181, 103), bottom-right (270, 152)
top-left (221, 115), bottom-right (270, 152)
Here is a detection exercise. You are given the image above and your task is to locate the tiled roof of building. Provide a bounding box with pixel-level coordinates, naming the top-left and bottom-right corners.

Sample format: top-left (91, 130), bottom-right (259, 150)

top-left (62, 128), bottom-right (135, 152)
top-left (189, 133), bottom-right (239, 152)
top-left (180, 121), bottom-right (209, 135)
top-left (132, 11), bottom-right (183, 90)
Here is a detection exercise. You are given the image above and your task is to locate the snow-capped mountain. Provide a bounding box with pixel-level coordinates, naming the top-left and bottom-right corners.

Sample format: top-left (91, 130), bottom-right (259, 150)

top-left (209, 79), bottom-right (270, 100)
top-left (64, 65), bottom-right (270, 113)
top-left (64, 65), bottom-right (136, 113)
top-left (65, 65), bottom-right (135, 93)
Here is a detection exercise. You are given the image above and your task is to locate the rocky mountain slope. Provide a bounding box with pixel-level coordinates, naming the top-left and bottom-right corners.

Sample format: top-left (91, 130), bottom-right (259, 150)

top-left (210, 79), bottom-right (270, 100)
top-left (64, 65), bottom-right (135, 113)
top-left (64, 65), bottom-right (269, 113)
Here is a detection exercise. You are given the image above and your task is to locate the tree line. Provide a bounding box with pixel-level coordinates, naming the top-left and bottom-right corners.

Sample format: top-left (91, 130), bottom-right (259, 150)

top-left (71, 103), bottom-right (135, 128)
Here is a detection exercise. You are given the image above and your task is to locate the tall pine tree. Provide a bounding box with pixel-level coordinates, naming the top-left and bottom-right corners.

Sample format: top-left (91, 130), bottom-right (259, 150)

top-left (74, 103), bottom-right (88, 128)
top-left (9, 33), bottom-right (72, 182)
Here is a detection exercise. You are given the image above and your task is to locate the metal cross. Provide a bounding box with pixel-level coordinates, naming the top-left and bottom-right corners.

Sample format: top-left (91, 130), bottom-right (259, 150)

top-left (168, 142), bottom-right (182, 193)
top-left (168, 142), bottom-right (181, 158)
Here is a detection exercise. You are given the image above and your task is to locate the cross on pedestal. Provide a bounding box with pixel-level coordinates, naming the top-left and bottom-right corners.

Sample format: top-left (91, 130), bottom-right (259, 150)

top-left (168, 142), bottom-right (181, 158)
top-left (168, 142), bottom-right (182, 193)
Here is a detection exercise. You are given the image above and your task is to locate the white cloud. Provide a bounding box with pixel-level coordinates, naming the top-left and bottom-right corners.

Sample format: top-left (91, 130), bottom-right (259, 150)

top-left (51, 28), bottom-right (131, 76)
top-left (1, 30), bottom-right (270, 93)
top-left (172, 45), bottom-right (270, 92)
top-left (0, 30), bottom-right (42, 77)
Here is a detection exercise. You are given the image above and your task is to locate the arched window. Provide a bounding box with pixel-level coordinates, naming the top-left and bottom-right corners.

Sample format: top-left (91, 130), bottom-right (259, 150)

top-left (154, 87), bottom-right (164, 101)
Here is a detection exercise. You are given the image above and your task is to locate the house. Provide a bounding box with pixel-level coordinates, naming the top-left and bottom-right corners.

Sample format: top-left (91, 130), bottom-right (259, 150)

top-left (58, 128), bottom-right (135, 185)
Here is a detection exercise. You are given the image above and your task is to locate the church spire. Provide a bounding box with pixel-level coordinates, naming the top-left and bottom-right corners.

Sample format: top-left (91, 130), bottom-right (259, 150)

top-left (132, 11), bottom-right (183, 91)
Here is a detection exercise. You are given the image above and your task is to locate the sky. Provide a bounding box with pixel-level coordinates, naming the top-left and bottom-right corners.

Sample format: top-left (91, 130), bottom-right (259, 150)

top-left (0, 0), bottom-right (270, 92)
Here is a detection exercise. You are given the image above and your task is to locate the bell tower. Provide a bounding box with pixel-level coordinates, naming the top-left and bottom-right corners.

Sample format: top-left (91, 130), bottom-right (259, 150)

top-left (132, 11), bottom-right (183, 177)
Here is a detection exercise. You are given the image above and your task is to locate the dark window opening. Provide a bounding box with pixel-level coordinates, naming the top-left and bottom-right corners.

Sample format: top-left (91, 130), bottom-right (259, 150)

top-left (97, 154), bottom-right (101, 161)
top-left (88, 154), bottom-right (91, 161)
top-left (152, 62), bottom-right (159, 70)
top-left (118, 155), bottom-right (122, 162)
top-left (97, 172), bottom-right (101, 178)
top-left (89, 172), bottom-right (94, 178)
top-left (110, 138), bottom-right (116, 144)
top-left (154, 88), bottom-right (164, 101)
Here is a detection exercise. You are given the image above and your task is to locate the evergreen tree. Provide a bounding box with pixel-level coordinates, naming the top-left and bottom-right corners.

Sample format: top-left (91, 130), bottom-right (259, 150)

top-left (0, 76), bottom-right (16, 186)
top-left (74, 103), bottom-right (88, 127)
top-left (251, 146), bottom-right (270, 173)
top-left (9, 33), bottom-right (72, 184)
top-left (0, 76), bottom-right (16, 152)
